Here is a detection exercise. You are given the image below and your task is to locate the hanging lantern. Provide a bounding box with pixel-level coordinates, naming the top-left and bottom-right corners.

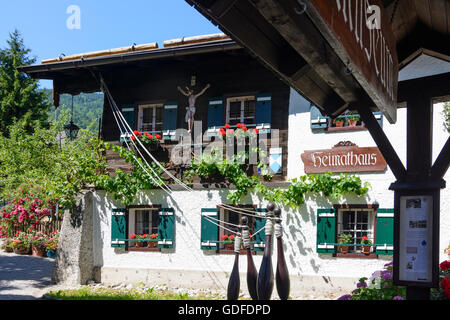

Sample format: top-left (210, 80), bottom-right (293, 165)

top-left (64, 120), bottom-right (80, 140)
top-left (64, 95), bottom-right (79, 140)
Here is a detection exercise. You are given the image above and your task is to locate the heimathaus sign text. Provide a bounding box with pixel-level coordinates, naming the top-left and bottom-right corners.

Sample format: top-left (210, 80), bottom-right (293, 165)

top-left (301, 142), bottom-right (387, 173)
top-left (308, 0), bottom-right (398, 123)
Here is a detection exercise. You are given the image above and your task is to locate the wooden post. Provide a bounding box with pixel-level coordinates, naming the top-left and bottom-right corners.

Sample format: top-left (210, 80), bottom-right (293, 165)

top-left (257, 203), bottom-right (274, 300)
top-left (274, 207), bottom-right (290, 300)
top-left (242, 216), bottom-right (258, 300)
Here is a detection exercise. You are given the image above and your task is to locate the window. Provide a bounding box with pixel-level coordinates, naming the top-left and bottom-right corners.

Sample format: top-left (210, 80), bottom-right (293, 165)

top-left (110, 207), bottom-right (175, 250)
top-left (138, 104), bottom-right (164, 133)
top-left (316, 206), bottom-right (394, 256)
top-left (218, 206), bottom-right (256, 251)
top-left (200, 206), bottom-right (266, 253)
top-left (337, 208), bottom-right (375, 254)
top-left (226, 96), bottom-right (256, 126)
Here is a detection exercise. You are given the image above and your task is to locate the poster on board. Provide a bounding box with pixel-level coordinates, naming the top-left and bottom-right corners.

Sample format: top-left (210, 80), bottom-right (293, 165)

top-left (399, 195), bottom-right (433, 283)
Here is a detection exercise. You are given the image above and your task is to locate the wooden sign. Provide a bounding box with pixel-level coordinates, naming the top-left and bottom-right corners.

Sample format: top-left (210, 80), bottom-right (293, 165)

top-left (301, 141), bottom-right (387, 173)
top-left (308, 0), bottom-right (398, 123)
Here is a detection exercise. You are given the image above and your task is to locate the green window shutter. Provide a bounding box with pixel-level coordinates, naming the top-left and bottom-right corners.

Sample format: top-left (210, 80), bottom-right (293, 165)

top-left (375, 208), bottom-right (394, 255)
top-left (255, 94), bottom-right (272, 130)
top-left (157, 208), bottom-right (175, 249)
top-left (253, 208), bottom-right (267, 252)
top-left (111, 208), bottom-right (127, 248)
top-left (162, 102), bottom-right (178, 140)
top-left (207, 98), bottom-right (224, 128)
top-left (120, 105), bottom-right (136, 142)
top-left (316, 208), bottom-right (336, 253)
top-left (310, 105), bottom-right (328, 130)
top-left (201, 208), bottom-right (219, 250)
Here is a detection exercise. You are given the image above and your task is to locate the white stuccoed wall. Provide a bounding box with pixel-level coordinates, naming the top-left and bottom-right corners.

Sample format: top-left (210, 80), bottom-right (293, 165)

top-left (90, 90), bottom-right (449, 296)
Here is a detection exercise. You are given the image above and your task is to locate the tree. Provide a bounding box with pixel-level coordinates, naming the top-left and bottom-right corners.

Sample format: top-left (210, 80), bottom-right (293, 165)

top-left (0, 29), bottom-right (50, 136)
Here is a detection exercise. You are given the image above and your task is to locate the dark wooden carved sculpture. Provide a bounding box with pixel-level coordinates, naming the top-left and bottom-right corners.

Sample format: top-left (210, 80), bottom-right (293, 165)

top-left (242, 216), bottom-right (258, 300)
top-left (227, 233), bottom-right (241, 300)
top-left (257, 203), bottom-right (275, 300)
top-left (274, 207), bottom-right (290, 300)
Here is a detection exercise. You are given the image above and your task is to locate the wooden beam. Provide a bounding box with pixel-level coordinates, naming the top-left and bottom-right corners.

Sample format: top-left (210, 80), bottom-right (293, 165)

top-left (248, 0), bottom-right (362, 104)
top-left (354, 101), bottom-right (407, 181)
top-left (431, 136), bottom-right (450, 180)
top-left (398, 72), bottom-right (450, 102)
top-left (406, 95), bottom-right (433, 180)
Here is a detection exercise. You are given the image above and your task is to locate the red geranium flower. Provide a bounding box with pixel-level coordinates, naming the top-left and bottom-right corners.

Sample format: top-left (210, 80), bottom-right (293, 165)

top-left (130, 234), bottom-right (136, 239)
top-left (133, 130), bottom-right (142, 136)
top-left (253, 128), bottom-right (259, 133)
top-left (221, 235), bottom-right (228, 241)
top-left (224, 124), bottom-right (231, 129)
top-left (155, 134), bottom-right (162, 140)
top-left (219, 128), bottom-right (226, 136)
top-left (131, 136), bottom-right (136, 141)
top-left (236, 123), bottom-right (242, 128)
top-left (241, 126), bottom-right (248, 131)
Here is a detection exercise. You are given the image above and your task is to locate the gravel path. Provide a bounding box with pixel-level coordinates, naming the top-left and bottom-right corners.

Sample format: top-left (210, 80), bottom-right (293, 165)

top-left (0, 248), bottom-right (68, 300)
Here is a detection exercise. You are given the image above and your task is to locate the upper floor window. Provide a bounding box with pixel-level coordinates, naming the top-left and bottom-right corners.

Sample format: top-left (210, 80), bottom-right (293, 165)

top-left (138, 104), bottom-right (164, 133)
top-left (226, 96), bottom-right (256, 126)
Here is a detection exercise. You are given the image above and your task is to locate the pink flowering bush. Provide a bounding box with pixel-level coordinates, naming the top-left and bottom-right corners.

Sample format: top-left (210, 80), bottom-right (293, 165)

top-left (0, 186), bottom-right (59, 238)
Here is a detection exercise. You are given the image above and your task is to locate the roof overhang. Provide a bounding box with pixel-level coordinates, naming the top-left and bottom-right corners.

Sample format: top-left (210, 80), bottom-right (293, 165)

top-left (19, 38), bottom-right (241, 79)
top-left (186, 0), bottom-right (399, 123)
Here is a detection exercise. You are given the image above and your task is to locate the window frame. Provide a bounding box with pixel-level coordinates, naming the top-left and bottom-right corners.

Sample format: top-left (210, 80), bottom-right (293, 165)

top-left (217, 204), bottom-right (259, 255)
top-left (127, 205), bottom-right (162, 252)
top-left (225, 96), bottom-right (256, 126)
top-left (333, 204), bottom-right (379, 259)
top-left (137, 103), bottom-right (164, 133)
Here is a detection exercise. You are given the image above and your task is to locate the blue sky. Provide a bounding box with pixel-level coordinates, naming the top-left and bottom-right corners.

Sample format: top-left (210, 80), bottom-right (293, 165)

top-left (0, 0), bottom-right (220, 88)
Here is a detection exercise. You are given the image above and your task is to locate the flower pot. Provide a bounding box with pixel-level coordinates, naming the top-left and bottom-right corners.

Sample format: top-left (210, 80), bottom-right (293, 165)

top-left (4, 246), bottom-right (13, 253)
top-left (226, 243), bottom-right (234, 250)
top-left (339, 246), bottom-right (349, 254)
top-left (14, 246), bottom-right (31, 255)
top-left (32, 245), bottom-right (47, 257)
top-left (147, 241), bottom-right (158, 248)
top-left (335, 121), bottom-right (344, 127)
top-left (348, 120), bottom-right (358, 127)
top-left (135, 241), bottom-right (144, 248)
top-left (362, 246), bottom-right (371, 254)
top-left (46, 250), bottom-right (56, 258)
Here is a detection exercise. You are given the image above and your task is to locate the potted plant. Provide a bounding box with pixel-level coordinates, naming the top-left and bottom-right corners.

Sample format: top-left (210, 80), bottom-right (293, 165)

top-left (11, 231), bottom-right (32, 255)
top-left (44, 231), bottom-right (59, 258)
top-left (338, 233), bottom-right (352, 253)
top-left (361, 236), bottom-right (372, 254)
top-left (444, 244), bottom-right (450, 260)
top-left (147, 233), bottom-right (158, 248)
top-left (333, 117), bottom-right (345, 127)
top-left (221, 234), bottom-right (235, 250)
top-left (31, 232), bottom-right (48, 257)
top-left (138, 132), bottom-right (162, 151)
top-left (347, 114), bottom-right (360, 127)
top-left (2, 238), bottom-right (14, 253)
top-left (130, 233), bottom-right (145, 247)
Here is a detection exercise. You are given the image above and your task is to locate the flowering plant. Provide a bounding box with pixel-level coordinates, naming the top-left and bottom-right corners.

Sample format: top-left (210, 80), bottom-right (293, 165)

top-left (361, 236), bottom-right (372, 245)
top-left (11, 231), bottom-right (32, 249)
top-left (338, 261), bottom-right (406, 300)
top-left (338, 233), bottom-right (352, 244)
top-left (430, 260), bottom-right (450, 300)
top-left (43, 231), bottom-right (59, 251)
top-left (130, 234), bottom-right (145, 240)
top-left (221, 234), bottom-right (235, 242)
top-left (131, 131), bottom-right (162, 146)
top-left (31, 232), bottom-right (48, 248)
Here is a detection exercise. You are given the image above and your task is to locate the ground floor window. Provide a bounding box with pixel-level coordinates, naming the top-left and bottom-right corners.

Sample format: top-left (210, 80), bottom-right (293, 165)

top-left (337, 208), bottom-right (375, 254)
top-left (219, 206), bottom-right (256, 251)
top-left (128, 207), bottom-right (160, 248)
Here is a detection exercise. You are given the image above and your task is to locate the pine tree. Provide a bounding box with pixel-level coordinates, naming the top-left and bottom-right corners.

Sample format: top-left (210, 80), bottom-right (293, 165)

top-left (0, 29), bottom-right (50, 136)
